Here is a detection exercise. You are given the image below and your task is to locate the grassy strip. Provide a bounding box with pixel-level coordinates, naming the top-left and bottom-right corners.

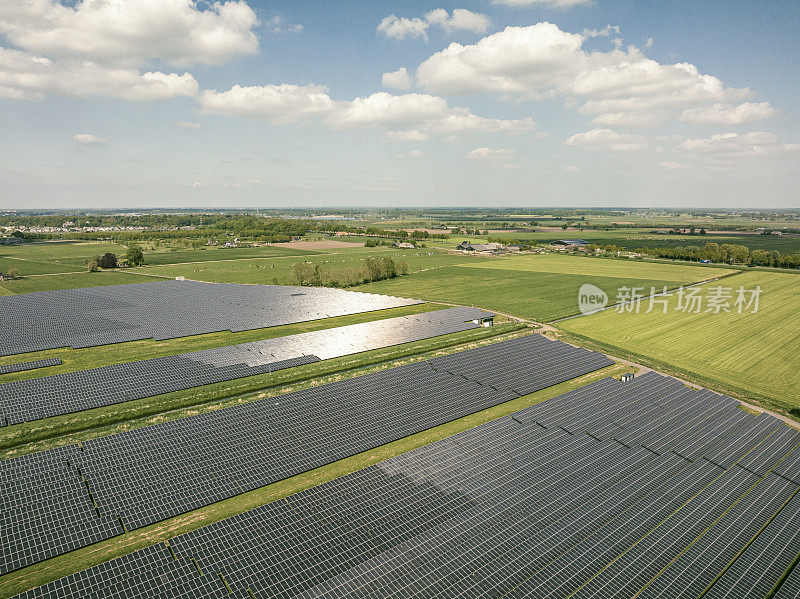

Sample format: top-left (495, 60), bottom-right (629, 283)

top-left (0, 360), bottom-right (629, 598)
top-left (0, 303), bottom-right (440, 381)
top-left (0, 323), bottom-right (527, 457)
top-left (554, 329), bottom-right (799, 421)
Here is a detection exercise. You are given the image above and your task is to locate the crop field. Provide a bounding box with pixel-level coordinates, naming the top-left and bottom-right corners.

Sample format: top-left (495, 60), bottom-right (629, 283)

top-left (140, 245), bottom-right (319, 265)
top-left (0, 270), bottom-right (156, 294)
top-left (444, 228), bottom-right (800, 253)
top-left (0, 241), bottom-right (130, 266)
top-left (357, 254), bottom-right (732, 321)
top-left (558, 270), bottom-right (800, 415)
top-left (131, 249), bottom-right (489, 285)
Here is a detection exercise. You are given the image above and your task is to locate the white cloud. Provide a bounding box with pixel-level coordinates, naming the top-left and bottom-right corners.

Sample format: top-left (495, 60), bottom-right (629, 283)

top-left (0, 47), bottom-right (198, 100)
top-left (198, 83), bottom-right (335, 122)
top-left (466, 147), bottom-right (518, 169)
top-left (0, 0), bottom-right (259, 67)
top-left (377, 15), bottom-right (429, 41)
top-left (377, 9), bottom-right (489, 41)
top-left (466, 147), bottom-right (515, 160)
top-left (679, 132), bottom-right (799, 157)
top-left (327, 92), bottom-right (536, 140)
top-left (679, 102), bottom-right (775, 125)
top-left (398, 150), bottom-right (424, 159)
top-left (591, 112), bottom-right (663, 127)
top-left (424, 9), bottom-right (489, 34)
top-left (73, 133), bottom-right (106, 143)
top-left (386, 129), bottom-right (431, 142)
top-left (265, 16), bottom-right (303, 34)
top-left (582, 25), bottom-right (620, 38)
top-left (491, 0), bottom-right (591, 7)
top-left (565, 128), bottom-right (648, 151)
top-left (416, 23), bottom-right (751, 126)
top-left (382, 67), bottom-right (412, 90)
top-left (177, 121), bottom-right (201, 129)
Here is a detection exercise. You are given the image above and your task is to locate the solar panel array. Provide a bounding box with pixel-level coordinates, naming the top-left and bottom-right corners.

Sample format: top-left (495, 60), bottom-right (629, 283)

top-left (0, 358), bottom-right (62, 375)
top-left (0, 306), bottom-right (492, 425)
top-left (13, 371), bottom-right (800, 599)
top-left (0, 280), bottom-right (423, 356)
top-left (0, 334), bottom-right (612, 577)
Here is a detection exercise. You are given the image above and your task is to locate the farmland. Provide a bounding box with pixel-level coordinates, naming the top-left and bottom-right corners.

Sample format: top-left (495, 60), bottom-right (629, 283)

top-left (558, 270), bottom-right (800, 415)
top-left (358, 254), bottom-right (734, 321)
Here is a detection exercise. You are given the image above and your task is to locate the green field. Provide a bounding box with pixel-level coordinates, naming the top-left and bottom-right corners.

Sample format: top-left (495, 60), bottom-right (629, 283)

top-left (0, 271), bottom-right (156, 294)
top-left (558, 270), bottom-right (800, 415)
top-left (131, 249), bottom-right (487, 285)
top-left (140, 245), bottom-right (319, 265)
top-left (0, 241), bottom-right (130, 266)
top-left (357, 254), bottom-right (733, 321)
top-left (444, 228), bottom-right (800, 254)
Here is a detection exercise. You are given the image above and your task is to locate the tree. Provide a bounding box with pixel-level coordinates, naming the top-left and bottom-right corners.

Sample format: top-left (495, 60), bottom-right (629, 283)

top-left (87, 259), bottom-right (99, 272)
top-left (561, 223), bottom-right (569, 231)
top-left (97, 253), bottom-right (118, 269)
top-left (11, 230), bottom-right (24, 238)
top-left (6, 267), bottom-right (19, 278)
top-left (125, 244), bottom-right (145, 267)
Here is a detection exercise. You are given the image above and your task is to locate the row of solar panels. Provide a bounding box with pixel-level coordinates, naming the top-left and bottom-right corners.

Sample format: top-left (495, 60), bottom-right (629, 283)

top-left (0, 358), bottom-right (61, 375)
top-left (0, 280), bottom-right (423, 356)
top-left (0, 334), bottom-right (613, 576)
top-left (0, 306), bottom-right (492, 425)
top-left (14, 372), bottom-right (800, 598)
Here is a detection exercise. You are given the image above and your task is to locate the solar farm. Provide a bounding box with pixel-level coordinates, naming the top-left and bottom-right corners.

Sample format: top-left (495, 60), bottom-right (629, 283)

top-left (1, 279), bottom-right (799, 598)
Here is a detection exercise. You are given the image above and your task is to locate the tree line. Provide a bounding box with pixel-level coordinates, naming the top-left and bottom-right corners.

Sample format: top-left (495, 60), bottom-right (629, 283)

top-left (292, 257), bottom-right (409, 288)
top-left (637, 242), bottom-right (800, 269)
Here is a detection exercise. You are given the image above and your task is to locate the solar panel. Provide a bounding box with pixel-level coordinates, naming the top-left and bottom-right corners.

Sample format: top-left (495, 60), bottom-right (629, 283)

top-left (10, 366), bottom-right (800, 599)
top-left (0, 280), bottom-right (423, 357)
top-left (1, 334), bottom-right (612, 577)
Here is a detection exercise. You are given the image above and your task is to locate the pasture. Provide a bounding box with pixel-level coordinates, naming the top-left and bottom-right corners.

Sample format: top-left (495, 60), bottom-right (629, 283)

top-left (131, 249), bottom-right (487, 285)
top-left (0, 271), bottom-right (155, 294)
top-left (357, 254), bottom-right (732, 321)
top-left (558, 270), bottom-right (800, 415)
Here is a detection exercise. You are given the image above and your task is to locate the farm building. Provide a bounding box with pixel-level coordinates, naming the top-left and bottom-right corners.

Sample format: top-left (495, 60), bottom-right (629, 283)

top-left (458, 241), bottom-right (504, 252)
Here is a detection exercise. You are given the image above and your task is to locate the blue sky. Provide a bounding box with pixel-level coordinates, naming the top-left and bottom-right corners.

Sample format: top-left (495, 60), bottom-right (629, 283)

top-left (1, 0), bottom-right (798, 209)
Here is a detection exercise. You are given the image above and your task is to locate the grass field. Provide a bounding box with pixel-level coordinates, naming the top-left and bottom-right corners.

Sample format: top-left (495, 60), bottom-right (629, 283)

top-left (558, 270), bottom-right (800, 416)
top-left (0, 257), bottom-right (79, 276)
top-left (0, 241), bottom-right (130, 266)
top-left (140, 245), bottom-right (319, 265)
top-left (0, 270), bottom-right (156, 294)
top-left (357, 254), bottom-right (733, 321)
top-left (444, 228), bottom-right (800, 253)
top-left (0, 350), bottom-right (628, 598)
top-left (131, 249), bottom-right (486, 285)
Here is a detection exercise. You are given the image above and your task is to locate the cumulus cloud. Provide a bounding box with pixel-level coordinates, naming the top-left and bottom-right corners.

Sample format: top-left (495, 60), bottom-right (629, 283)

top-left (377, 9), bottom-right (489, 41)
top-left (466, 147), bottom-right (518, 169)
top-left (377, 15), bottom-right (429, 40)
top-left (679, 102), bottom-right (775, 125)
top-left (73, 133), bottom-right (106, 143)
top-left (382, 67), bottom-right (412, 90)
top-left (199, 86), bottom-right (535, 141)
top-left (466, 147), bottom-right (514, 159)
top-left (415, 22), bottom-right (751, 126)
top-left (424, 9), bottom-right (490, 34)
top-left (265, 15), bottom-right (304, 34)
top-left (0, 47), bottom-right (198, 100)
top-left (679, 132), bottom-right (799, 157)
top-left (565, 128), bottom-right (648, 151)
top-left (198, 84), bottom-right (335, 122)
top-left (0, 0), bottom-right (260, 67)
top-left (591, 112), bottom-right (663, 127)
top-left (0, 1), bottom-right (257, 101)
